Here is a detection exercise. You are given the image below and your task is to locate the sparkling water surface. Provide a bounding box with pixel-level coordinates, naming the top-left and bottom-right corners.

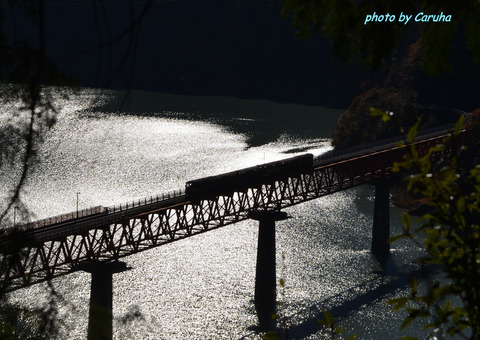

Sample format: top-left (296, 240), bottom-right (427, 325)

top-left (5, 89), bottom-right (433, 339)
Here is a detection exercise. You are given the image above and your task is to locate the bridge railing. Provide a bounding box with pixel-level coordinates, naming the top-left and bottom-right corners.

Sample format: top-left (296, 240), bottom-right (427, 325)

top-left (23, 206), bottom-right (107, 229)
top-left (13, 123), bottom-right (461, 231)
top-left (314, 122), bottom-right (456, 167)
top-left (12, 188), bottom-right (186, 231)
top-left (106, 188), bottom-right (186, 213)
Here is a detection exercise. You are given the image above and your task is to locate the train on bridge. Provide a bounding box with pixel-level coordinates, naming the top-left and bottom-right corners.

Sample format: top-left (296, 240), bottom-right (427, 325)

top-left (185, 121), bottom-right (461, 199)
top-left (185, 153), bottom-right (314, 198)
top-left (1, 121), bottom-right (462, 239)
top-left (0, 118), bottom-right (466, 295)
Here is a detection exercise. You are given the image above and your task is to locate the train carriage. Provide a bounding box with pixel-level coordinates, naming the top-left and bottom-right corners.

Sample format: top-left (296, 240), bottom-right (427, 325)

top-left (185, 153), bottom-right (314, 198)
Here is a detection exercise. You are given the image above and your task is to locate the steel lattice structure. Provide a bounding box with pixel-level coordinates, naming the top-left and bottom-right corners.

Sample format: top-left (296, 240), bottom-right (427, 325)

top-left (0, 132), bottom-right (455, 292)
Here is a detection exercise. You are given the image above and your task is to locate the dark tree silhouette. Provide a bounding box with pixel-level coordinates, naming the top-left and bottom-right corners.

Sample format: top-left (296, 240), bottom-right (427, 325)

top-left (0, 1), bottom-right (152, 338)
top-left (280, 0), bottom-right (480, 74)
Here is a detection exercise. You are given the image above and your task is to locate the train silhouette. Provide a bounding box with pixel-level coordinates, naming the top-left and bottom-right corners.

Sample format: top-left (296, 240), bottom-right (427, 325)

top-left (185, 153), bottom-right (314, 198)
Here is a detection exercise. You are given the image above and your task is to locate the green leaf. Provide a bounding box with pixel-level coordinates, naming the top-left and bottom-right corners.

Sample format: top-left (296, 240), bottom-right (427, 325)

top-left (407, 119), bottom-right (421, 143)
top-left (411, 277), bottom-right (418, 295)
top-left (401, 314), bottom-right (417, 330)
top-left (370, 107), bottom-right (385, 117)
top-left (324, 311), bottom-right (334, 326)
top-left (388, 234), bottom-right (409, 243)
top-left (428, 144), bottom-right (445, 153)
top-left (392, 162), bottom-right (401, 172)
top-left (401, 212), bottom-right (412, 232)
top-left (454, 114), bottom-right (465, 136)
top-left (317, 318), bottom-right (327, 326)
top-left (387, 297), bottom-right (409, 311)
top-left (370, 107), bottom-right (390, 122)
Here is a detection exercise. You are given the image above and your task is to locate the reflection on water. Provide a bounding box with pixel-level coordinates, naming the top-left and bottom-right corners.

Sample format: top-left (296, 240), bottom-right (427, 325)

top-left (4, 89), bottom-right (432, 339)
top-left (95, 90), bottom-right (344, 147)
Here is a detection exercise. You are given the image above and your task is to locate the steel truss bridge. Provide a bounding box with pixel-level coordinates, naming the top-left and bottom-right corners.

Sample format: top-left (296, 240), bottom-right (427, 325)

top-left (0, 127), bottom-right (458, 293)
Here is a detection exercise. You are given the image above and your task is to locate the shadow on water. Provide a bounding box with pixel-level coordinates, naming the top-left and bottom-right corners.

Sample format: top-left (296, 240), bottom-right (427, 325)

top-left (91, 90), bottom-right (343, 147)
top-left (238, 256), bottom-right (441, 340)
top-left (283, 260), bottom-right (441, 339)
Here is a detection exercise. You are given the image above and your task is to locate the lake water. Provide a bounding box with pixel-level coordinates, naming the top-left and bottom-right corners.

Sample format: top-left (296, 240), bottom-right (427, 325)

top-left (4, 89), bottom-right (435, 339)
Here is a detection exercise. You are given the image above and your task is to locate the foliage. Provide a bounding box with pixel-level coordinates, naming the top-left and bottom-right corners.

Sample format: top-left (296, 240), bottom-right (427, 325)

top-left (382, 112), bottom-right (480, 339)
top-left (263, 278), bottom-right (356, 339)
top-left (262, 278), bottom-right (289, 340)
top-left (463, 108), bottom-right (480, 158)
top-left (0, 0), bottom-right (69, 335)
top-left (317, 311), bottom-right (356, 340)
top-left (330, 35), bottom-right (463, 150)
top-left (0, 282), bottom-right (65, 340)
top-left (281, 0), bottom-right (480, 337)
top-left (0, 1), bottom-right (151, 338)
top-left (332, 86), bottom-right (419, 149)
top-left (279, 0), bottom-right (480, 74)
top-left (0, 0), bottom-right (75, 227)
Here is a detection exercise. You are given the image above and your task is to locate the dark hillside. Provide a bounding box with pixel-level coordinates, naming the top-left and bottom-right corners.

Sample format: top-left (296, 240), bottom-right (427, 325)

top-left (7, 0), bottom-right (480, 110)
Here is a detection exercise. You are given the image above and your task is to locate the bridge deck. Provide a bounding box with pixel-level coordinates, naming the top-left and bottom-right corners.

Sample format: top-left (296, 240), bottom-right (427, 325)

top-left (0, 125), bottom-right (458, 292)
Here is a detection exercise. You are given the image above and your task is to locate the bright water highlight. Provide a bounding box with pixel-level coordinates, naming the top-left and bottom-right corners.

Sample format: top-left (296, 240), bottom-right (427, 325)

top-left (4, 89), bottom-right (432, 339)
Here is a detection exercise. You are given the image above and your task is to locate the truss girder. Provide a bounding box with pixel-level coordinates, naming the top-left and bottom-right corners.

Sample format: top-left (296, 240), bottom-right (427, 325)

top-left (0, 134), bottom-right (454, 291)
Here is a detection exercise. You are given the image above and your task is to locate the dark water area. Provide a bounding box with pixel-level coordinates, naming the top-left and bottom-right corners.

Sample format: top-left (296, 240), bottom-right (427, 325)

top-left (91, 90), bottom-right (344, 147)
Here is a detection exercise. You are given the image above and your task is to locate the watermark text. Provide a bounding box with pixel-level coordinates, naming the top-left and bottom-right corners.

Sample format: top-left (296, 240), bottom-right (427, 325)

top-left (364, 12), bottom-right (452, 25)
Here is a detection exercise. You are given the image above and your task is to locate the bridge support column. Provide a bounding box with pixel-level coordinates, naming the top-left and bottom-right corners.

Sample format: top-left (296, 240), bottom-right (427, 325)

top-left (249, 210), bottom-right (288, 331)
top-left (372, 178), bottom-right (390, 257)
top-left (82, 261), bottom-right (128, 340)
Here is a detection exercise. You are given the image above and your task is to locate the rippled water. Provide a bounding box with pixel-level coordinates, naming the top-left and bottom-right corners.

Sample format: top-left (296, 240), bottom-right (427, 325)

top-left (4, 89), bottom-right (433, 339)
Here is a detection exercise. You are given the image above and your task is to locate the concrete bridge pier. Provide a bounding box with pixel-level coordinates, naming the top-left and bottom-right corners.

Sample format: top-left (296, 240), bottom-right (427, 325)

top-left (249, 210), bottom-right (288, 331)
top-left (371, 178), bottom-right (390, 258)
top-left (82, 261), bottom-right (128, 340)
